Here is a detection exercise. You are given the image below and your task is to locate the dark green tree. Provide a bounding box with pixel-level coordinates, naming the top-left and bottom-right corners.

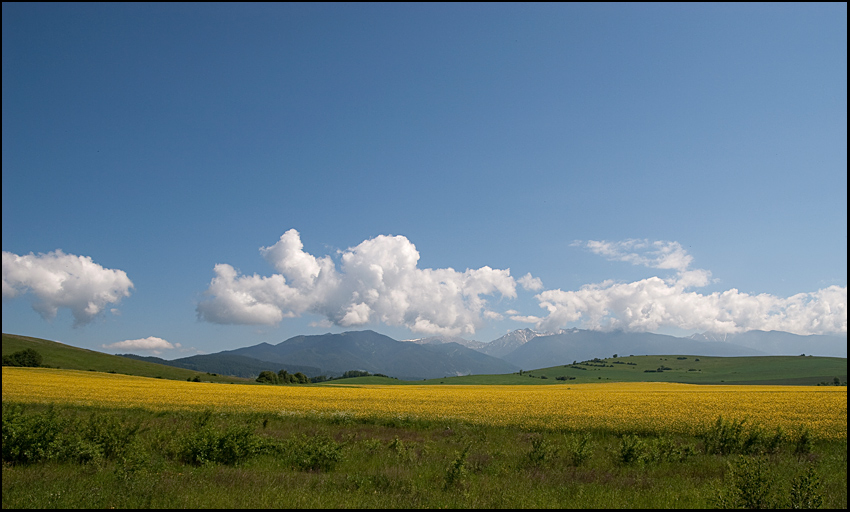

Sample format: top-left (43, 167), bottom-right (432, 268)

top-left (256, 370), bottom-right (279, 384)
top-left (2, 348), bottom-right (43, 367)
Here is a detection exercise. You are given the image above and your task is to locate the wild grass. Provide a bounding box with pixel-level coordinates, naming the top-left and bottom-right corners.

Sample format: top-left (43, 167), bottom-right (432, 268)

top-left (2, 403), bottom-right (846, 509)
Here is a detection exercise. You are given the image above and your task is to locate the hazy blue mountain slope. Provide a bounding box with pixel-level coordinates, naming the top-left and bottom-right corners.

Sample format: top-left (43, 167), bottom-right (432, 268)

top-left (221, 330), bottom-right (516, 380)
top-left (502, 330), bottom-right (767, 369)
top-left (688, 330), bottom-right (847, 357)
top-left (119, 353), bottom-right (324, 379)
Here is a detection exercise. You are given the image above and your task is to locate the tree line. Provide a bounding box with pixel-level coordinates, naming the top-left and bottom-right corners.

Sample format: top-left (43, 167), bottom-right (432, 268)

top-left (255, 369), bottom-right (395, 384)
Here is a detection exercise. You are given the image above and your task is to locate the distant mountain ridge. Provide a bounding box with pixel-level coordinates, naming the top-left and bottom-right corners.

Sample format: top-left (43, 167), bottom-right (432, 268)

top-left (477, 328), bottom-right (547, 358)
top-left (499, 330), bottom-right (769, 370)
top-left (687, 330), bottom-right (847, 357)
top-left (114, 328), bottom-right (846, 381)
top-left (118, 353), bottom-right (324, 379)
top-left (221, 330), bottom-right (518, 380)
top-left (403, 335), bottom-right (487, 351)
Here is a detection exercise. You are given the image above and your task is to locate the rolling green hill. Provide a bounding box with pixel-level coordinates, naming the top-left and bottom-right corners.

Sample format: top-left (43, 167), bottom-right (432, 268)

top-left (4, 333), bottom-right (845, 387)
top-left (2, 333), bottom-right (253, 384)
top-left (339, 354), bottom-right (845, 385)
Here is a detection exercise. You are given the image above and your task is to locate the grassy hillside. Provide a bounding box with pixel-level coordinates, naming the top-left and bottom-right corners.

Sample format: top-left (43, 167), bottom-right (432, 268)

top-left (5, 333), bottom-right (845, 387)
top-left (2, 333), bottom-right (253, 384)
top-left (324, 354), bottom-right (847, 386)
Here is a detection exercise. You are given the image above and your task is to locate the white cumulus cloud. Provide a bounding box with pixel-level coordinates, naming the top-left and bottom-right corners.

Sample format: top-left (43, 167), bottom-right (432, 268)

top-left (537, 239), bottom-right (846, 335)
top-left (2, 249), bottom-right (133, 326)
top-left (579, 239), bottom-right (694, 272)
top-left (102, 336), bottom-right (180, 355)
top-left (518, 272), bottom-right (544, 291)
top-left (197, 229), bottom-right (518, 336)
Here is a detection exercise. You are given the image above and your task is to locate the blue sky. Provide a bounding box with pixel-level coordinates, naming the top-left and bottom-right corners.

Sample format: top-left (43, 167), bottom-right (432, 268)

top-left (2, 3), bottom-right (846, 357)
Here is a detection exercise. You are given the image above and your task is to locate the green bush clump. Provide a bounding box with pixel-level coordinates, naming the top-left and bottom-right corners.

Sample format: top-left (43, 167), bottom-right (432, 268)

top-left (2, 348), bottom-right (43, 367)
top-left (562, 431), bottom-right (593, 466)
top-left (180, 423), bottom-right (262, 466)
top-left (2, 405), bottom-right (65, 464)
top-left (618, 434), bottom-right (644, 464)
top-left (702, 416), bottom-right (792, 456)
top-left (65, 413), bottom-right (141, 463)
top-left (526, 433), bottom-right (557, 467)
top-left (715, 455), bottom-right (775, 508)
top-left (789, 463), bottom-right (823, 509)
top-left (285, 434), bottom-right (344, 472)
top-left (617, 434), bottom-right (693, 465)
top-left (2, 405), bottom-right (142, 465)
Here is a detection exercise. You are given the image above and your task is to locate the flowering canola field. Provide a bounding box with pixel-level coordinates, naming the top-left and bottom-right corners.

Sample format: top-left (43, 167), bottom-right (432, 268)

top-left (3, 367), bottom-right (846, 439)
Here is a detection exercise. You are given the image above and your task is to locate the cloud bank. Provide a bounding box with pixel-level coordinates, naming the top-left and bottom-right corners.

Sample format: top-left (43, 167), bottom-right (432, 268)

top-left (2, 250), bottom-right (134, 326)
top-left (196, 232), bottom-right (846, 337)
top-left (102, 336), bottom-right (180, 355)
top-left (536, 240), bottom-right (846, 335)
top-left (197, 229), bottom-right (520, 336)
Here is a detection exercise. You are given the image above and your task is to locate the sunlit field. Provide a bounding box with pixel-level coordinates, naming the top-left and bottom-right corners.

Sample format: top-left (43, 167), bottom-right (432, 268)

top-left (4, 367), bottom-right (845, 439)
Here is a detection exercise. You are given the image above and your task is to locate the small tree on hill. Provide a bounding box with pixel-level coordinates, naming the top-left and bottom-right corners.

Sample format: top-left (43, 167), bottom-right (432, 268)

top-left (256, 370), bottom-right (279, 384)
top-left (2, 348), bottom-right (43, 367)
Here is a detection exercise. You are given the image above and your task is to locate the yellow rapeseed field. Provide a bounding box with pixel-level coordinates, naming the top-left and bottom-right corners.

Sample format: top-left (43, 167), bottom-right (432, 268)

top-left (3, 367), bottom-right (846, 439)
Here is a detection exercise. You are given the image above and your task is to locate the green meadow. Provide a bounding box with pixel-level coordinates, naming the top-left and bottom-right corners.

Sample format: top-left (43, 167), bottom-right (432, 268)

top-left (2, 403), bottom-right (847, 509)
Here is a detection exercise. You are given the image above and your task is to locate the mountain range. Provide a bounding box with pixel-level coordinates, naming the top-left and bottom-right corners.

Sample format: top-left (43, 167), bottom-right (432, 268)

top-left (124, 328), bottom-right (846, 381)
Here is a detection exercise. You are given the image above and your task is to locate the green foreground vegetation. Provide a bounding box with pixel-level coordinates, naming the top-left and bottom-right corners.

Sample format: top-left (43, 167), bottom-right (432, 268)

top-left (2, 403), bottom-right (846, 509)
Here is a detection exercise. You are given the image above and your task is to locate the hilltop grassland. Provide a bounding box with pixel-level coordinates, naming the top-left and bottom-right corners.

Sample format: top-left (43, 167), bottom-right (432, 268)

top-left (1, 333), bottom-right (253, 384)
top-left (406, 354), bottom-right (848, 386)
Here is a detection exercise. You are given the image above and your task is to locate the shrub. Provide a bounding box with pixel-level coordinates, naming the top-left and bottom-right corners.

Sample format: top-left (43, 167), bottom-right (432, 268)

top-left (563, 432), bottom-right (593, 466)
top-left (288, 434), bottom-right (344, 472)
top-left (703, 416), bottom-right (748, 455)
top-left (444, 444), bottom-right (470, 490)
top-left (643, 436), bottom-right (693, 464)
top-left (1, 405), bottom-right (64, 464)
top-left (2, 348), bottom-right (43, 367)
top-left (71, 412), bottom-right (140, 462)
top-left (526, 433), bottom-right (557, 466)
top-left (618, 434), bottom-right (644, 465)
top-left (789, 463), bottom-right (823, 509)
top-left (715, 455), bottom-right (775, 509)
top-left (180, 423), bottom-right (262, 466)
top-left (389, 436), bottom-right (414, 463)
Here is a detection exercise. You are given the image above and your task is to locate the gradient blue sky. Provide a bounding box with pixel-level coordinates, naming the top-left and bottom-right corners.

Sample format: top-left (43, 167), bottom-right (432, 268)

top-left (3, 3), bottom-right (846, 357)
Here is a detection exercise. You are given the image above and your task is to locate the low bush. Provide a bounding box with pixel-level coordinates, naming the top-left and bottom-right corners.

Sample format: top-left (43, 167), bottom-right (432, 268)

top-left (562, 431), bottom-right (593, 466)
top-left (180, 423), bottom-right (262, 466)
top-left (715, 455), bottom-right (775, 508)
top-left (285, 434), bottom-right (344, 472)
top-left (1, 404), bottom-right (64, 464)
top-left (526, 433), bottom-right (557, 466)
top-left (444, 444), bottom-right (470, 490)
